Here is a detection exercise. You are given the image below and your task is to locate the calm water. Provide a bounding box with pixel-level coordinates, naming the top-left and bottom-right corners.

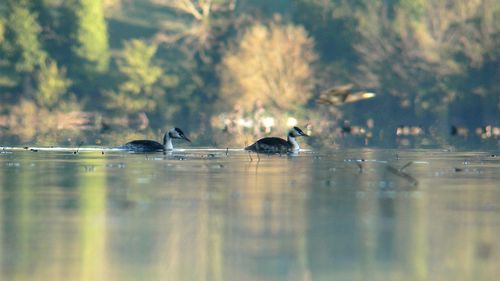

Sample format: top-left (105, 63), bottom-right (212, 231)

top-left (0, 148), bottom-right (499, 281)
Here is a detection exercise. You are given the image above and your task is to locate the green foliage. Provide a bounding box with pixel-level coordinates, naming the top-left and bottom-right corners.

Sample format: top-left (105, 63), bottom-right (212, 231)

top-left (106, 39), bottom-right (163, 114)
top-left (343, 0), bottom-right (500, 139)
top-left (0, 0), bottom-right (498, 146)
top-left (397, 0), bottom-right (424, 22)
top-left (6, 2), bottom-right (46, 73)
top-left (69, 0), bottom-right (110, 73)
top-left (0, 19), bottom-right (4, 44)
top-left (35, 60), bottom-right (72, 109)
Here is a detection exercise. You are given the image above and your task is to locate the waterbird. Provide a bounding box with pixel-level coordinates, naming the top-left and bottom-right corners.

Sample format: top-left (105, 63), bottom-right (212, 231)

top-left (118, 128), bottom-right (191, 152)
top-left (245, 127), bottom-right (309, 154)
top-left (317, 84), bottom-right (376, 106)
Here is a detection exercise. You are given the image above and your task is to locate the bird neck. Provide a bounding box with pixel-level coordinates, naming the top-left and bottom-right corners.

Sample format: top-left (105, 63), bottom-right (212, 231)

top-left (163, 133), bottom-right (173, 150)
top-left (287, 135), bottom-right (300, 151)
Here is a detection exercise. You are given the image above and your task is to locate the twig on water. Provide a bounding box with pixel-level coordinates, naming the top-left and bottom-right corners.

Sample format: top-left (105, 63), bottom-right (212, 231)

top-left (74, 141), bottom-right (84, 154)
top-left (386, 164), bottom-right (418, 186)
top-left (399, 161), bottom-right (414, 172)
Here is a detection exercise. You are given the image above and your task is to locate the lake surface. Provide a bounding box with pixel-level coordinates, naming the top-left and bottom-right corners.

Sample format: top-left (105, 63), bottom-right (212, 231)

top-left (0, 148), bottom-right (499, 281)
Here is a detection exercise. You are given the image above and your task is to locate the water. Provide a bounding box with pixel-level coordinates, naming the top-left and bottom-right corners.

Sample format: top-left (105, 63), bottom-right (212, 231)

top-left (0, 148), bottom-right (499, 281)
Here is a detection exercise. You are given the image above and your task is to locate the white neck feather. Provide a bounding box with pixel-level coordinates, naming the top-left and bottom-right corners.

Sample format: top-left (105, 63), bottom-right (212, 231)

top-left (165, 135), bottom-right (173, 150)
top-left (288, 136), bottom-right (300, 151)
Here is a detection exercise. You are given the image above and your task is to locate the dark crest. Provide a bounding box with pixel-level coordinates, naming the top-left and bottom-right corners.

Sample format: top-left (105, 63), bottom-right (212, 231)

top-left (291, 126), bottom-right (309, 137)
top-left (174, 127), bottom-right (184, 136)
top-left (293, 126), bottom-right (304, 134)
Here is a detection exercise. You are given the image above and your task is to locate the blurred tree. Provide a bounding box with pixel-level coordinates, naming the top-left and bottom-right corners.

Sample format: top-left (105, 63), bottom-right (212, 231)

top-left (4, 1), bottom-right (46, 75)
top-left (151, 0), bottom-right (240, 134)
top-left (354, 0), bottom-right (499, 123)
top-left (291, 0), bottom-right (361, 83)
top-left (35, 60), bottom-right (72, 110)
top-left (0, 18), bottom-right (4, 44)
top-left (0, 17), bottom-right (10, 90)
top-left (0, 0), bottom-right (47, 100)
top-left (67, 0), bottom-right (110, 74)
top-left (103, 0), bottom-right (121, 10)
top-left (153, 0), bottom-right (237, 60)
top-left (105, 39), bottom-right (164, 114)
top-left (337, 0), bottom-right (500, 145)
top-left (219, 19), bottom-right (317, 112)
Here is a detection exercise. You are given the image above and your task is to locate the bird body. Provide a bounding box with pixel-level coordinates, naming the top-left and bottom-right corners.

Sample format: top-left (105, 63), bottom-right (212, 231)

top-left (119, 140), bottom-right (165, 153)
top-left (245, 127), bottom-right (308, 154)
top-left (118, 127), bottom-right (190, 152)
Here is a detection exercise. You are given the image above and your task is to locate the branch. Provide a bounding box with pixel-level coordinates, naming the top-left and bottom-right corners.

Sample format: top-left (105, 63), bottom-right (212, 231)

top-left (174, 0), bottom-right (203, 20)
top-left (201, 0), bottom-right (213, 18)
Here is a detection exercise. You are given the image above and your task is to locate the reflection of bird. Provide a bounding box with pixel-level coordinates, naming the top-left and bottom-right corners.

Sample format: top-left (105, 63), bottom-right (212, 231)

top-left (341, 120), bottom-right (352, 134)
top-left (118, 128), bottom-right (191, 152)
top-left (450, 125), bottom-right (468, 137)
top-left (317, 84), bottom-right (376, 106)
top-left (245, 127), bottom-right (309, 154)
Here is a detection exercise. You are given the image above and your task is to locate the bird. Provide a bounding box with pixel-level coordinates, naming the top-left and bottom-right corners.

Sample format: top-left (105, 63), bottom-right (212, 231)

top-left (245, 127), bottom-right (309, 154)
top-left (118, 127), bottom-right (191, 152)
top-left (317, 84), bottom-right (376, 106)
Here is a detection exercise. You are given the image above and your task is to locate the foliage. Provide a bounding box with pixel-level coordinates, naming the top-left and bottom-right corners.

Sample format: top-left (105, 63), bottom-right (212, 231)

top-left (219, 19), bottom-right (317, 112)
top-left (0, 18), bottom-right (4, 44)
top-left (291, 0), bottom-right (360, 84)
top-left (68, 0), bottom-right (110, 73)
top-left (35, 60), bottom-right (72, 109)
top-left (5, 1), bottom-right (46, 73)
top-left (7, 99), bottom-right (39, 141)
top-left (353, 0), bottom-right (499, 122)
top-left (106, 39), bottom-right (163, 114)
top-left (0, 0), bottom-right (498, 147)
top-left (153, 0), bottom-right (237, 59)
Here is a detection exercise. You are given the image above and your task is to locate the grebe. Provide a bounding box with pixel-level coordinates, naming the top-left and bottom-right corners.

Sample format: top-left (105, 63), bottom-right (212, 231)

top-left (245, 127), bottom-right (309, 154)
top-left (119, 128), bottom-right (191, 152)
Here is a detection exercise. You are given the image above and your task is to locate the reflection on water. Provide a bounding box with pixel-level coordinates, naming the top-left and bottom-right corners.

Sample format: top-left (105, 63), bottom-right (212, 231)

top-left (1, 149), bottom-right (499, 280)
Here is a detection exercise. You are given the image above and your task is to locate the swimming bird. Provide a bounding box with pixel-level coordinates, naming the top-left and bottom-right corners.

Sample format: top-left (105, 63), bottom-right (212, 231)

top-left (245, 127), bottom-right (309, 154)
top-left (119, 128), bottom-right (191, 152)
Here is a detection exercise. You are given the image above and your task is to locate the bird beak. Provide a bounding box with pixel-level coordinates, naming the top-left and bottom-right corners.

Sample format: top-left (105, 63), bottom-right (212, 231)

top-left (302, 132), bottom-right (309, 137)
top-left (182, 135), bottom-right (191, 143)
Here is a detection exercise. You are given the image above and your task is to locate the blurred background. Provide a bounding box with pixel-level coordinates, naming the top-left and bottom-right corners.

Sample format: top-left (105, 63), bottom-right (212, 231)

top-left (0, 0), bottom-right (498, 148)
